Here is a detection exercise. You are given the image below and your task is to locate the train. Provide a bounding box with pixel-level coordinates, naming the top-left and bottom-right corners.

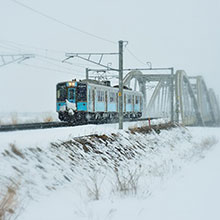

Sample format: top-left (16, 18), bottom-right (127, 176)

top-left (56, 79), bottom-right (143, 122)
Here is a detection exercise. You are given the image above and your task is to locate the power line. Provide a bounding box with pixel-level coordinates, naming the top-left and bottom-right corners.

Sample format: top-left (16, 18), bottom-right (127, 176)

top-left (0, 40), bottom-right (65, 54)
top-left (125, 47), bottom-right (147, 66)
top-left (0, 41), bottom-right (90, 69)
top-left (20, 62), bottom-right (84, 77)
top-left (37, 56), bottom-right (84, 72)
top-left (0, 43), bottom-right (21, 52)
top-left (10, 0), bottom-right (116, 45)
top-left (38, 55), bottom-right (87, 68)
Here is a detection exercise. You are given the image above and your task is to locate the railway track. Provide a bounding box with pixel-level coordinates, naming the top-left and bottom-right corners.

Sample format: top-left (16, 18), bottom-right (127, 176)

top-left (0, 118), bottom-right (155, 132)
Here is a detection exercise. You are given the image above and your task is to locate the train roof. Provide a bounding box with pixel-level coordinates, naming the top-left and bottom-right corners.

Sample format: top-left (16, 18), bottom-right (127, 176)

top-left (81, 79), bottom-right (132, 90)
top-left (57, 79), bottom-right (142, 95)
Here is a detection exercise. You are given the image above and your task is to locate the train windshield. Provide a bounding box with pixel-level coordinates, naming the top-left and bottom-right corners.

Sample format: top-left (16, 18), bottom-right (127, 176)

top-left (57, 83), bottom-right (67, 101)
top-left (77, 83), bottom-right (87, 101)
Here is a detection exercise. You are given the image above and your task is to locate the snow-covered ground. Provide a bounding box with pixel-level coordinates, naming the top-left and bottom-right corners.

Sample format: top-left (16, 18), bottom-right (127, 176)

top-left (0, 112), bottom-right (58, 125)
top-left (0, 123), bottom-right (219, 220)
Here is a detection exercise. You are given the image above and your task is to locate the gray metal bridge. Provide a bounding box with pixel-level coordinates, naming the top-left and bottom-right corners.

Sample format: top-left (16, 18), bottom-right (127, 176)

top-left (123, 69), bottom-right (220, 126)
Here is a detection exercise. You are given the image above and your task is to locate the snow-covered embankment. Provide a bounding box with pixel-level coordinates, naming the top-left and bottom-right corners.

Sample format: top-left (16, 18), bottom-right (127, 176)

top-left (0, 122), bottom-right (219, 220)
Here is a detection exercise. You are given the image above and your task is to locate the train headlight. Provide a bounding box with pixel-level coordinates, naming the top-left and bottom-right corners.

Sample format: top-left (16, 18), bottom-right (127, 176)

top-left (67, 81), bottom-right (77, 87)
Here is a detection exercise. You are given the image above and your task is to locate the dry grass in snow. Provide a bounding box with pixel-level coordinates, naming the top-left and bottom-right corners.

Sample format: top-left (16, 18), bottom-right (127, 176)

top-left (0, 184), bottom-right (19, 220)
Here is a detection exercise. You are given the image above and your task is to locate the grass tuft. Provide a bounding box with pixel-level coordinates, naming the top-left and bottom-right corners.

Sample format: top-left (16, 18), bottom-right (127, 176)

top-left (0, 184), bottom-right (19, 220)
top-left (11, 113), bottom-right (18, 125)
top-left (200, 136), bottom-right (218, 150)
top-left (43, 116), bottom-right (53, 122)
top-left (10, 144), bottom-right (25, 159)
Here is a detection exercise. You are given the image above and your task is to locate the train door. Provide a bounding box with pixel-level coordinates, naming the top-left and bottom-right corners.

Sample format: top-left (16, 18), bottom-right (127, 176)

top-left (68, 88), bottom-right (75, 103)
top-left (105, 91), bottom-right (108, 112)
top-left (92, 90), bottom-right (95, 112)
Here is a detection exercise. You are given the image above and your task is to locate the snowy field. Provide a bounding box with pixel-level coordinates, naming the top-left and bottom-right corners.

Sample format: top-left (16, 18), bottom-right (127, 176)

top-left (0, 123), bottom-right (219, 220)
top-left (0, 112), bottom-right (58, 125)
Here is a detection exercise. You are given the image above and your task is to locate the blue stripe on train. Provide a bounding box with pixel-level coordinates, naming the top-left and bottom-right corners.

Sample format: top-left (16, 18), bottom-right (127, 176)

top-left (77, 102), bottom-right (87, 111)
top-left (57, 102), bottom-right (66, 112)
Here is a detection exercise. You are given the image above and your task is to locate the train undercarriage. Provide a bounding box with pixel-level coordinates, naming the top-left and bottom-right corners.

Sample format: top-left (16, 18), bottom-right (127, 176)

top-left (58, 111), bottom-right (142, 123)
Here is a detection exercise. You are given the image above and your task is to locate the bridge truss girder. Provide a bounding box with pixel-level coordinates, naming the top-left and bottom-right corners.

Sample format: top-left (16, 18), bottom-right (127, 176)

top-left (175, 70), bottom-right (204, 126)
top-left (123, 69), bottom-right (220, 126)
top-left (208, 88), bottom-right (220, 123)
top-left (189, 76), bottom-right (216, 124)
top-left (123, 71), bottom-right (173, 120)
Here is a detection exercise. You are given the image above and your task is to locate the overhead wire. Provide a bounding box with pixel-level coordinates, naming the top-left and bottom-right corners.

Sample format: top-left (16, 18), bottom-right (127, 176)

top-left (20, 62), bottom-right (84, 77)
top-left (0, 40), bottom-right (91, 71)
top-left (0, 41), bottom-right (93, 68)
top-left (125, 47), bottom-right (147, 66)
top-left (0, 43), bottom-right (22, 52)
top-left (0, 40), bottom-right (65, 54)
top-left (38, 55), bottom-right (87, 68)
top-left (10, 0), bottom-right (116, 45)
top-left (37, 56), bottom-right (83, 73)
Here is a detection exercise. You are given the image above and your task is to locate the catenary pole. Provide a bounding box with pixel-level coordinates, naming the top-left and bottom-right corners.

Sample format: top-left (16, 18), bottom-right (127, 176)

top-left (65, 40), bottom-right (125, 129)
top-left (85, 68), bottom-right (89, 80)
top-left (118, 40), bottom-right (124, 129)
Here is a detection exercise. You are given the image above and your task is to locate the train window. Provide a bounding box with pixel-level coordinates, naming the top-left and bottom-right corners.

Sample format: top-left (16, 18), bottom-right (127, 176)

top-left (127, 95), bottom-right (132, 104)
top-left (135, 96), bottom-right (139, 104)
top-left (77, 86), bottom-right (87, 101)
top-left (57, 84), bottom-right (67, 101)
top-left (109, 92), bottom-right (116, 102)
top-left (68, 89), bottom-right (75, 100)
top-left (97, 91), bottom-right (100, 101)
top-left (97, 90), bottom-right (104, 102)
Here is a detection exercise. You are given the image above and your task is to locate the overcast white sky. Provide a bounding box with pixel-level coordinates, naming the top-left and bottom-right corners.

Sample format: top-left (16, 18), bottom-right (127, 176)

top-left (0, 0), bottom-right (219, 113)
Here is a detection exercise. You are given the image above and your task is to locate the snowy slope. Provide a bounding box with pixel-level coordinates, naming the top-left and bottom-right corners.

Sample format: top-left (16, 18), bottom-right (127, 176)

top-left (0, 124), bottom-right (219, 220)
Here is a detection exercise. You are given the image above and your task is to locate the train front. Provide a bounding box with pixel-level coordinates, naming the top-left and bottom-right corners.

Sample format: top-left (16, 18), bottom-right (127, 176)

top-left (56, 81), bottom-right (87, 122)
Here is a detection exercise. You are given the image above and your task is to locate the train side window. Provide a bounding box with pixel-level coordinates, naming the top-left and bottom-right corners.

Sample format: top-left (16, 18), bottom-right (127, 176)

top-left (127, 95), bottom-right (132, 104)
top-left (97, 91), bottom-right (100, 101)
top-left (101, 91), bottom-right (104, 101)
top-left (135, 96), bottom-right (139, 104)
top-left (97, 90), bottom-right (104, 102)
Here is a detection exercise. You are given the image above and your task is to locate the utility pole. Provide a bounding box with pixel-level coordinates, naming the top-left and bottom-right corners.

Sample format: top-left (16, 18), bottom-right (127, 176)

top-left (85, 68), bottom-right (89, 80)
top-left (118, 40), bottom-right (124, 129)
top-left (64, 40), bottom-right (126, 129)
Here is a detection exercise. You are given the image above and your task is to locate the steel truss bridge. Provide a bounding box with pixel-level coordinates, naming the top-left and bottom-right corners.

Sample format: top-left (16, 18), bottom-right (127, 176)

top-left (123, 70), bottom-right (220, 126)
